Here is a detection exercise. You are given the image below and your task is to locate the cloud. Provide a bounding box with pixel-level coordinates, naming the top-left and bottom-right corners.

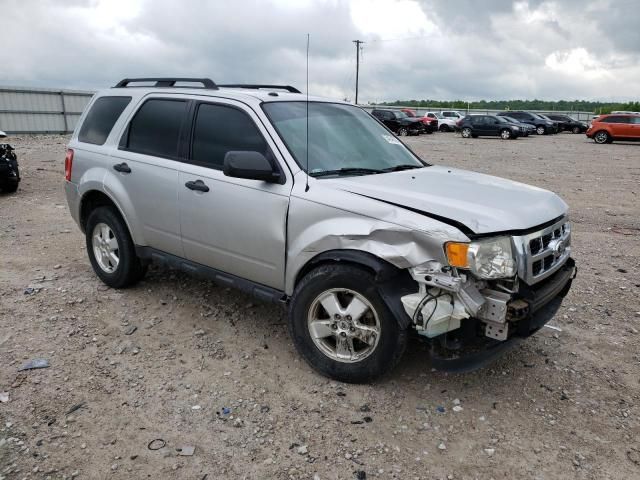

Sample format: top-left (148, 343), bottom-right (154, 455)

top-left (0, 0), bottom-right (638, 102)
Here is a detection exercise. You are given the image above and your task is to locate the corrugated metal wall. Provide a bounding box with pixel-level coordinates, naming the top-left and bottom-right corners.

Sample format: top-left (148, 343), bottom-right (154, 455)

top-left (0, 86), bottom-right (95, 134)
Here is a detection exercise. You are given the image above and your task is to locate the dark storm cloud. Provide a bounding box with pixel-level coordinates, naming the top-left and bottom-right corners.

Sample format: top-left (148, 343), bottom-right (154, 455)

top-left (1, 0), bottom-right (638, 101)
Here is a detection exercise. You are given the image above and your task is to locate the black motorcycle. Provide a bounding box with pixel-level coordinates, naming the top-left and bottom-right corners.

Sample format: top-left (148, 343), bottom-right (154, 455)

top-left (0, 138), bottom-right (20, 193)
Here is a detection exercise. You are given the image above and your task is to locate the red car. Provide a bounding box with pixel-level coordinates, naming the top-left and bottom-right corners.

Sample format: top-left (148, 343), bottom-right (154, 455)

top-left (401, 108), bottom-right (436, 133)
top-left (586, 114), bottom-right (640, 144)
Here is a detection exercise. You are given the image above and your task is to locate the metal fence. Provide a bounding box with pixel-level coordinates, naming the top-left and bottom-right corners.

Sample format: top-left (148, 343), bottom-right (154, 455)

top-left (363, 105), bottom-right (595, 122)
top-left (0, 86), bottom-right (94, 134)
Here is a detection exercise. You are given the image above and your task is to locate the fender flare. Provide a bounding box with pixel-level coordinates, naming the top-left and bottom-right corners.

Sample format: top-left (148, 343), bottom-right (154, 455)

top-left (296, 249), bottom-right (417, 329)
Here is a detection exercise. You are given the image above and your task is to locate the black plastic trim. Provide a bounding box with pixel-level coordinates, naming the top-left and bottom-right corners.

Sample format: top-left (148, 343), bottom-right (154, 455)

top-left (218, 84), bottom-right (301, 93)
top-left (136, 247), bottom-right (287, 304)
top-left (114, 78), bottom-right (218, 89)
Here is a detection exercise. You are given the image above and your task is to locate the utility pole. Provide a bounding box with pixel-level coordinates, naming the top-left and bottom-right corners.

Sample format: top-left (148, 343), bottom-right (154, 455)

top-left (353, 40), bottom-right (364, 105)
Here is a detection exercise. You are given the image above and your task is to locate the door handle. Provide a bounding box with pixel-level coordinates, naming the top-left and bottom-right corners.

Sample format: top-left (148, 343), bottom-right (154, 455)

top-left (113, 162), bottom-right (131, 174)
top-left (185, 179), bottom-right (210, 192)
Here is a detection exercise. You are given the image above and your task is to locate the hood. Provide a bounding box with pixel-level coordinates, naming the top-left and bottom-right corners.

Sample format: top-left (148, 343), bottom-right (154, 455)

top-left (328, 166), bottom-right (568, 234)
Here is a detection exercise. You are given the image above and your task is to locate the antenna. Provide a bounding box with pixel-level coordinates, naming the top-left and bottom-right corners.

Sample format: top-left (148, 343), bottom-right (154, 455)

top-left (305, 33), bottom-right (310, 192)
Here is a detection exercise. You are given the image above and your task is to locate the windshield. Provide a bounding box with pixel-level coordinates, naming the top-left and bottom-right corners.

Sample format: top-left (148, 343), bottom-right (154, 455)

top-left (494, 116), bottom-right (511, 123)
top-left (262, 102), bottom-right (426, 177)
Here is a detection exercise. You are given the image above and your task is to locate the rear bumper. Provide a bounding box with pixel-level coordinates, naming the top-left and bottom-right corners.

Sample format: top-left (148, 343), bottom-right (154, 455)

top-left (64, 180), bottom-right (82, 229)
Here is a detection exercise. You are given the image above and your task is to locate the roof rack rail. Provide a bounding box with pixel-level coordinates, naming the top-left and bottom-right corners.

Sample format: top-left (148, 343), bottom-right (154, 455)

top-left (218, 84), bottom-right (301, 94)
top-left (114, 78), bottom-right (218, 89)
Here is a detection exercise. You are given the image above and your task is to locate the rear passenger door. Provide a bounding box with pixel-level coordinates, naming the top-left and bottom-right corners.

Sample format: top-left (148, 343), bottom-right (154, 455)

top-left (177, 100), bottom-right (291, 290)
top-left (112, 96), bottom-right (189, 257)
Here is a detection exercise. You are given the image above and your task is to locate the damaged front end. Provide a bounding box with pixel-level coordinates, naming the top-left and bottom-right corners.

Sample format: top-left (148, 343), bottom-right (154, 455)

top-left (400, 218), bottom-right (576, 372)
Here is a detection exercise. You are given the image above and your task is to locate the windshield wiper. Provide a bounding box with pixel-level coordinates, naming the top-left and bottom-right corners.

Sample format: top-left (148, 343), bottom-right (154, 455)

top-left (381, 164), bottom-right (424, 172)
top-left (309, 167), bottom-right (384, 177)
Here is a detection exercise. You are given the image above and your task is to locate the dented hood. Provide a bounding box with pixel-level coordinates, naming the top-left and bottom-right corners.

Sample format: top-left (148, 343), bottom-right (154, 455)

top-left (328, 166), bottom-right (568, 234)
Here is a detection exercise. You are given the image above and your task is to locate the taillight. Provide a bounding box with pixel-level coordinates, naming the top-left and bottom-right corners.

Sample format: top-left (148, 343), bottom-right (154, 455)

top-left (64, 149), bottom-right (74, 181)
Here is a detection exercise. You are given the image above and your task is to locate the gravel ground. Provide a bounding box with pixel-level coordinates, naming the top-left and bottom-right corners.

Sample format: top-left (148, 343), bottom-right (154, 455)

top-left (1, 132), bottom-right (639, 480)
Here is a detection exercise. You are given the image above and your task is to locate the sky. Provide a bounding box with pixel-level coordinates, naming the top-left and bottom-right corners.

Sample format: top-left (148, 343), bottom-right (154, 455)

top-left (2, 0), bottom-right (639, 102)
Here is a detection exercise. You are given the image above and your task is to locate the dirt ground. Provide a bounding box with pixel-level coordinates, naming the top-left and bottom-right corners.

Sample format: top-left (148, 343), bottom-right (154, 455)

top-left (1, 131), bottom-right (639, 480)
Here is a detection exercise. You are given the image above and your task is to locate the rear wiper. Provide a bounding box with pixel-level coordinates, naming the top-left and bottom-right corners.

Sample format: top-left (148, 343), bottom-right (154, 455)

top-left (310, 167), bottom-right (384, 177)
top-left (381, 164), bottom-right (424, 172)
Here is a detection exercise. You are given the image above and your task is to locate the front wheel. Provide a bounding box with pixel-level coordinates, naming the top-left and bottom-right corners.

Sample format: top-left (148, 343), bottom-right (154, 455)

top-left (439, 124), bottom-right (450, 132)
top-left (397, 127), bottom-right (408, 137)
top-left (288, 265), bottom-right (408, 383)
top-left (85, 206), bottom-right (147, 288)
top-left (500, 129), bottom-right (512, 140)
top-left (593, 130), bottom-right (610, 144)
top-left (461, 127), bottom-right (472, 138)
top-left (536, 125), bottom-right (546, 135)
top-left (572, 126), bottom-right (581, 134)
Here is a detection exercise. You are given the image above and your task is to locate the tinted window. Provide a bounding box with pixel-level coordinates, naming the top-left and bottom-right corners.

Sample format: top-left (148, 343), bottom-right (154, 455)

top-left (603, 116), bottom-right (630, 124)
top-left (78, 96), bottom-right (131, 145)
top-left (124, 99), bottom-right (187, 158)
top-left (632, 117), bottom-right (640, 124)
top-left (470, 116), bottom-right (484, 125)
top-left (191, 103), bottom-right (268, 169)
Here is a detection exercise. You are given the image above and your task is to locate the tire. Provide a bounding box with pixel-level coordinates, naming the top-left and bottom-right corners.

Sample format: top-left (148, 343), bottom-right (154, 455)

top-left (500, 129), bottom-right (512, 140)
top-left (593, 131), bottom-right (610, 144)
top-left (572, 126), bottom-right (581, 134)
top-left (397, 127), bottom-right (408, 137)
top-left (439, 124), bottom-right (450, 132)
top-left (85, 206), bottom-right (147, 288)
top-left (536, 125), bottom-right (546, 135)
top-left (0, 180), bottom-right (19, 193)
top-left (461, 127), bottom-right (472, 138)
top-left (288, 264), bottom-right (408, 383)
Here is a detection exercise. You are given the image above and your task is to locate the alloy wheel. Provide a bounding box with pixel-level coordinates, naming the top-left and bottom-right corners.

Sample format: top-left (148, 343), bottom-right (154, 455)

top-left (307, 288), bottom-right (381, 363)
top-left (92, 222), bottom-right (120, 273)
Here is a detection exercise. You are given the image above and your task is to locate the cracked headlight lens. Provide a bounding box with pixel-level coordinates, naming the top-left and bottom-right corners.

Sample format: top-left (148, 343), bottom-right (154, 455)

top-left (446, 237), bottom-right (516, 279)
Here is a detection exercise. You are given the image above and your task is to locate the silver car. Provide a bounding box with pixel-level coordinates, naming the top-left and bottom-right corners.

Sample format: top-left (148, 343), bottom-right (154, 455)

top-left (64, 78), bottom-right (576, 382)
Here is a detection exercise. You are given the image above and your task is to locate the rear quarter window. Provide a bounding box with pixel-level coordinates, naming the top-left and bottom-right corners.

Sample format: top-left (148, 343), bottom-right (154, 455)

top-left (78, 96), bottom-right (131, 145)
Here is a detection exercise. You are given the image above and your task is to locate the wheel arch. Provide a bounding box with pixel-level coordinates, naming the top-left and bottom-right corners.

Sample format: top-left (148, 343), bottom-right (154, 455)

top-left (79, 189), bottom-right (137, 243)
top-left (292, 249), bottom-right (417, 329)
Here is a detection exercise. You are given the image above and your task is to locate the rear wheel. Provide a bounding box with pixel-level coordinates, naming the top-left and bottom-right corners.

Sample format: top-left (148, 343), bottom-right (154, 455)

top-left (439, 124), bottom-right (450, 132)
top-left (85, 206), bottom-right (147, 288)
top-left (397, 127), bottom-right (408, 137)
top-left (536, 125), bottom-right (546, 135)
top-left (500, 129), bottom-right (512, 140)
top-left (461, 127), bottom-right (472, 138)
top-left (593, 131), bottom-right (610, 144)
top-left (288, 265), bottom-right (408, 383)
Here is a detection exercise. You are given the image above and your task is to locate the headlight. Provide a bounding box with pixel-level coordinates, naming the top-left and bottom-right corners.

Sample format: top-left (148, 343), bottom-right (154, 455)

top-left (445, 237), bottom-right (516, 279)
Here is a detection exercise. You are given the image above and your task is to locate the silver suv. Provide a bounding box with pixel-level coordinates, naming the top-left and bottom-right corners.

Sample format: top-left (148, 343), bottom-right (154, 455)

top-left (65, 78), bottom-right (576, 382)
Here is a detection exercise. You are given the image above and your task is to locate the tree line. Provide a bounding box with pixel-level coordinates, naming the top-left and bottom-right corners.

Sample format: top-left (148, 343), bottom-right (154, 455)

top-left (378, 99), bottom-right (640, 114)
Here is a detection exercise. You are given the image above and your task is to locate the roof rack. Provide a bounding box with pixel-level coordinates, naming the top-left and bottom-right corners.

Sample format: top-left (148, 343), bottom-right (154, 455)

top-left (114, 78), bottom-right (218, 89)
top-left (217, 84), bottom-right (301, 94)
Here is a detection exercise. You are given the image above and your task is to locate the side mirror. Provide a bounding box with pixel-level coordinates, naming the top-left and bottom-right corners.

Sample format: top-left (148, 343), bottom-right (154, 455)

top-left (223, 151), bottom-right (281, 183)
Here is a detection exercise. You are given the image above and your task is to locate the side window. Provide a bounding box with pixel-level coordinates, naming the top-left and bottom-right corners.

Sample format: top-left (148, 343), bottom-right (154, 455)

top-left (632, 117), bottom-right (640, 124)
top-left (603, 116), bottom-right (629, 124)
top-left (470, 116), bottom-right (482, 125)
top-left (191, 103), bottom-right (268, 170)
top-left (78, 96), bottom-right (131, 145)
top-left (123, 99), bottom-right (188, 159)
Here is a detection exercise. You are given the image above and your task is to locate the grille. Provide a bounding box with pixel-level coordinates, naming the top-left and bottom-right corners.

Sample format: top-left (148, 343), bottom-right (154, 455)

top-left (515, 218), bottom-right (571, 285)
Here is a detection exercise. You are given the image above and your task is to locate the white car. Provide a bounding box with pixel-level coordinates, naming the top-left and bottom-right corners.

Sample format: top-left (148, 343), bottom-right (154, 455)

top-left (425, 112), bottom-right (457, 132)
top-left (440, 110), bottom-right (466, 122)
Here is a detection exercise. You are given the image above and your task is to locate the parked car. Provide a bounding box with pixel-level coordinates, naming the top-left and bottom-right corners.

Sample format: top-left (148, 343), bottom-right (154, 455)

top-left (64, 77), bottom-right (576, 382)
top-left (545, 114), bottom-right (588, 134)
top-left (425, 112), bottom-right (457, 132)
top-left (537, 114), bottom-right (562, 132)
top-left (0, 130), bottom-right (20, 193)
top-left (499, 115), bottom-right (534, 137)
top-left (586, 113), bottom-right (640, 144)
top-left (371, 109), bottom-right (427, 135)
top-left (497, 111), bottom-right (557, 135)
top-left (401, 108), bottom-right (437, 133)
top-left (457, 114), bottom-right (521, 139)
top-left (440, 110), bottom-right (465, 121)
